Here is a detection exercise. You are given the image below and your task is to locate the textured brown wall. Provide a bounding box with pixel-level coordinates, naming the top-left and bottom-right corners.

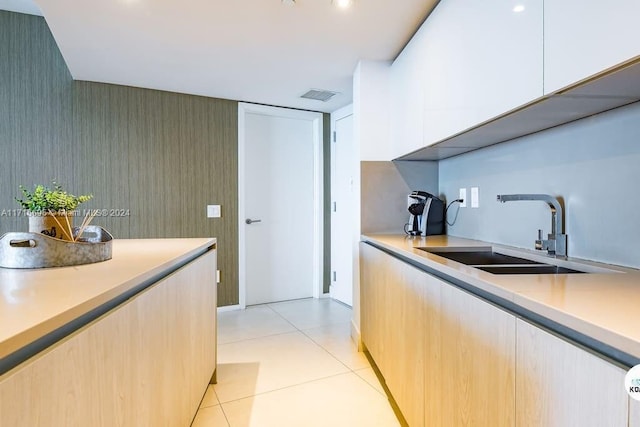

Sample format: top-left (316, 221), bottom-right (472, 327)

top-left (0, 11), bottom-right (239, 305)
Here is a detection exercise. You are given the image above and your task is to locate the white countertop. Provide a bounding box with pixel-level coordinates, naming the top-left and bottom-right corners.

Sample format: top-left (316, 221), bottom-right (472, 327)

top-left (0, 238), bottom-right (215, 360)
top-left (362, 234), bottom-right (640, 361)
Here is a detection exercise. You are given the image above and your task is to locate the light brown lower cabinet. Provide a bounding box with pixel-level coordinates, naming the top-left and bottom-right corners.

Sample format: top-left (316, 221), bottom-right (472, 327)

top-left (360, 243), bottom-right (633, 427)
top-left (0, 250), bottom-right (217, 427)
top-left (360, 243), bottom-right (425, 427)
top-left (431, 283), bottom-right (515, 426)
top-left (360, 242), bottom-right (392, 376)
top-left (516, 319), bottom-right (628, 427)
top-left (361, 243), bottom-right (515, 426)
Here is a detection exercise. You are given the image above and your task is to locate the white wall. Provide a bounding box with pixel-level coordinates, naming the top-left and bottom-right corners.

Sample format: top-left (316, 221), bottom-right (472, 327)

top-left (350, 60), bottom-right (392, 343)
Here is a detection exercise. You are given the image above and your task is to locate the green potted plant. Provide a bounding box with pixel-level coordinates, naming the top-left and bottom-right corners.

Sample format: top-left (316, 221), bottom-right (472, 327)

top-left (16, 182), bottom-right (93, 241)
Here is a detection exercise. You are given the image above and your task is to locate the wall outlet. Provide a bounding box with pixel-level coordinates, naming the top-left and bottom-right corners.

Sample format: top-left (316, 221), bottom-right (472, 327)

top-left (207, 205), bottom-right (221, 218)
top-left (459, 188), bottom-right (467, 207)
top-left (471, 187), bottom-right (479, 208)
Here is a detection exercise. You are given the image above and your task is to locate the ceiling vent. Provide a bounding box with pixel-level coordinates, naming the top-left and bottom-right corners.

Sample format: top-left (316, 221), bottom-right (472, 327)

top-left (300, 89), bottom-right (338, 102)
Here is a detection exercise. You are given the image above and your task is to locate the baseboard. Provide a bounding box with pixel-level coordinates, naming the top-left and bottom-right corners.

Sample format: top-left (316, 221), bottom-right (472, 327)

top-left (362, 350), bottom-right (409, 427)
top-left (350, 319), bottom-right (363, 352)
top-left (217, 304), bottom-right (241, 312)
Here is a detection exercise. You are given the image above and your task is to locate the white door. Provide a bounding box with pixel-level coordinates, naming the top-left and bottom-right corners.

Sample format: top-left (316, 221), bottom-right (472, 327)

top-left (238, 103), bottom-right (323, 307)
top-left (330, 106), bottom-right (354, 306)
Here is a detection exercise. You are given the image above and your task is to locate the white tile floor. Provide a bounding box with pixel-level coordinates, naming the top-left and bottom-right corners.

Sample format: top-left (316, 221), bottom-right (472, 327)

top-left (191, 298), bottom-right (401, 427)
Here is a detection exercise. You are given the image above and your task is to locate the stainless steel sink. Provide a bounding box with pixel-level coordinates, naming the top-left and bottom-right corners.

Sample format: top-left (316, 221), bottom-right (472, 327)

top-left (475, 265), bottom-right (584, 275)
top-left (418, 247), bottom-right (588, 275)
top-left (417, 249), bottom-right (543, 266)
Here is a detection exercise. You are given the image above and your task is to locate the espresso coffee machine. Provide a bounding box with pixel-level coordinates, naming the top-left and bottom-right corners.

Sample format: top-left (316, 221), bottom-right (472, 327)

top-left (405, 191), bottom-right (445, 236)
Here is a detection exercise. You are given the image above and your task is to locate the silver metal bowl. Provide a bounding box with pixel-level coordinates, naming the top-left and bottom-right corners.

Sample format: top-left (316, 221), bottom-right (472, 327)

top-left (0, 226), bottom-right (113, 269)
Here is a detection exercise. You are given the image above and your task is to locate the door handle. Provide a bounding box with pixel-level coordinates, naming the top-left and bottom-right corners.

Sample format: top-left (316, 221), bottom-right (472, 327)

top-left (245, 218), bottom-right (262, 225)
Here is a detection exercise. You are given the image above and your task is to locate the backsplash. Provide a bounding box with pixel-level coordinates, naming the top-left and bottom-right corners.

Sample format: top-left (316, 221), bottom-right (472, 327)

top-left (361, 160), bottom-right (438, 234)
top-left (439, 100), bottom-right (640, 269)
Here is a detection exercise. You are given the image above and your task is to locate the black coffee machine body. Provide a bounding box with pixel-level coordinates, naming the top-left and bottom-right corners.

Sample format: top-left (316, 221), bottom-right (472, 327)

top-left (405, 191), bottom-right (445, 236)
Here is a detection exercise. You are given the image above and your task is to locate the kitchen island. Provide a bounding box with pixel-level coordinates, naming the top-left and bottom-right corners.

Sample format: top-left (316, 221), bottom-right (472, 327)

top-left (0, 238), bottom-right (217, 426)
top-left (360, 233), bottom-right (640, 427)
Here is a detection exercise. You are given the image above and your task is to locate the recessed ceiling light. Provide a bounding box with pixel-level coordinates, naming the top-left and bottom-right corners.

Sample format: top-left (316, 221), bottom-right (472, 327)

top-left (282, 0), bottom-right (296, 6)
top-left (332, 0), bottom-right (354, 9)
top-left (513, 4), bottom-right (525, 12)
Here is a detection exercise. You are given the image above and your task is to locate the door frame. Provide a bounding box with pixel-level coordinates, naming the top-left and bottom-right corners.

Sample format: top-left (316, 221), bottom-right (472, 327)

top-left (238, 102), bottom-right (324, 309)
top-left (329, 104), bottom-right (354, 305)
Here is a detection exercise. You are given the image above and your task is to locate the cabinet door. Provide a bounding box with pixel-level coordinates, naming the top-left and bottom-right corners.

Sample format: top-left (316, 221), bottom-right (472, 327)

top-left (544, 0), bottom-right (640, 94)
top-left (359, 243), bottom-right (425, 427)
top-left (384, 252), bottom-right (426, 427)
top-left (359, 242), bottom-right (390, 374)
top-left (516, 319), bottom-right (627, 427)
top-left (427, 284), bottom-right (516, 426)
top-left (389, 25), bottom-right (426, 159)
top-left (422, 0), bottom-right (543, 145)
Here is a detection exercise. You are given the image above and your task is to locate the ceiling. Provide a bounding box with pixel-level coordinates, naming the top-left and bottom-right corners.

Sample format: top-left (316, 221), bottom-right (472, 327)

top-left (0, 0), bottom-right (438, 113)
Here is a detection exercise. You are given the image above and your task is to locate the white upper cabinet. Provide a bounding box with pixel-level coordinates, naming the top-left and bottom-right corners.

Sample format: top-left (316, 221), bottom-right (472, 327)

top-left (387, 0), bottom-right (640, 159)
top-left (544, 0), bottom-right (640, 94)
top-left (389, 25), bottom-right (427, 159)
top-left (422, 0), bottom-right (543, 146)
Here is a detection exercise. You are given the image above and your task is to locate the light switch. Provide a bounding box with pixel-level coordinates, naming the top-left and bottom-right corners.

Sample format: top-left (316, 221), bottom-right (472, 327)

top-left (459, 188), bottom-right (467, 208)
top-left (471, 187), bottom-right (479, 208)
top-left (207, 205), bottom-right (221, 218)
